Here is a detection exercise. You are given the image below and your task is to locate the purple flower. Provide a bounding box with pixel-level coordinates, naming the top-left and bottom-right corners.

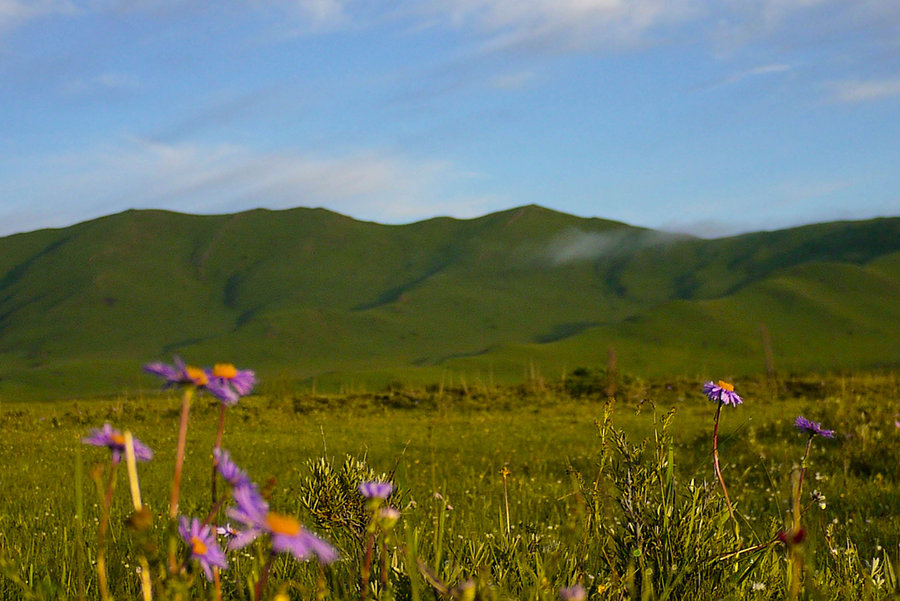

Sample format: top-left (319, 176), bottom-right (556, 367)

top-left (82, 423), bottom-right (153, 463)
top-left (702, 380), bottom-right (743, 407)
top-left (210, 363), bottom-right (256, 405)
top-left (559, 584), bottom-right (587, 601)
top-left (144, 356), bottom-right (238, 404)
top-left (213, 448), bottom-right (252, 488)
top-left (179, 516), bottom-right (227, 581)
top-left (227, 484), bottom-right (338, 564)
top-left (794, 416), bottom-right (835, 438)
top-left (377, 507), bottom-right (401, 529)
top-left (144, 356), bottom-right (207, 387)
top-left (359, 481), bottom-right (394, 500)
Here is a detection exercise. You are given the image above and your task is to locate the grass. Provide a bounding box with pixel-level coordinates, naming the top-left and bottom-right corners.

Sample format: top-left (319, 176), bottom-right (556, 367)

top-left (1, 207), bottom-right (898, 400)
top-left (2, 371), bottom-right (899, 599)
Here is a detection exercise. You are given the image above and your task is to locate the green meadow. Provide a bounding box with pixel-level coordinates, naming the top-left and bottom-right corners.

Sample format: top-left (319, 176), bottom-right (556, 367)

top-left (2, 207), bottom-right (899, 599)
top-left (2, 372), bottom-right (899, 600)
top-left (1, 207), bottom-right (898, 400)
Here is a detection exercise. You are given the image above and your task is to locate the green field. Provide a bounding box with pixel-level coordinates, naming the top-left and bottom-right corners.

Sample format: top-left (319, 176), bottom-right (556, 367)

top-left (1, 207), bottom-right (898, 400)
top-left (2, 372), bottom-right (899, 599)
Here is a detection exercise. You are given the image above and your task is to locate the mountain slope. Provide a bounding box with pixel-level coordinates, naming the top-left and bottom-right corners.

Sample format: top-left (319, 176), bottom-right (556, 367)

top-left (0, 206), bottom-right (897, 399)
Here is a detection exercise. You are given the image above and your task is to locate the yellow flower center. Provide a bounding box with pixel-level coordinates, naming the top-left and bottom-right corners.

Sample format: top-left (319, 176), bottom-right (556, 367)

top-left (717, 380), bottom-right (734, 392)
top-left (190, 536), bottom-right (208, 555)
top-left (111, 434), bottom-right (126, 445)
top-left (185, 366), bottom-right (208, 386)
top-left (212, 363), bottom-right (237, 379)
top-left (266, 512), bottom-right (302, 536)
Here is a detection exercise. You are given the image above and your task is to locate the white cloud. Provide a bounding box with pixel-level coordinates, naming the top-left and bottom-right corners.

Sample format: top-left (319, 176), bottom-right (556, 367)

top-left (707, 62), bottom-right (793, 89)
top-left (537, 227), bottom-right (685, 264)
top-left (425, 0), bottom-right (697, 52)
top-left (827, 78), bottom-right (900, 103)
top-left (489, 71), bottom-right (535, 90)
top-left (0, 0), bottom-right (75, 32)
top-left (251, 0), bottom-right (351, 34)
top-left (62, 71), bottom-right (143, 96)
top-left (0, 138), bottom-right (499, 236)
top-left (94, 72), bottom-right (142, 90)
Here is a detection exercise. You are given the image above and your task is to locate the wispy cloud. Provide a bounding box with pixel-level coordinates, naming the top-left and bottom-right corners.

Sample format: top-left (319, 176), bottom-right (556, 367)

top-left (702, 62), bottom-right (794, 90)
top-left (0, 138), bottom-right (497, 236)
top-left (257, 0), bottom-right (351, 34)
top-left (424, 0), bottom-right (697, 53)
top-left (489, 71), bottom-right (535, 90)
top-left (63, 71), bottom-right (143, 96)
top-left (0, 0), bottom-right (75, 33)
top-left (827, 78), bottom-right (900, 103)
top-left (536, 227), bottom-right (685, 264)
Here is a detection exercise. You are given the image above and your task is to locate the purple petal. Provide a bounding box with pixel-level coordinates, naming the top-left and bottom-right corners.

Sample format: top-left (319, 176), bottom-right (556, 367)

top-left (358, 480), bottom-right (394, 499)
top-left (229, 370), bottom-right (256, 396)
top-left (227, 528), bottom-right (263, 551)
top-left (206, 379), bottom-right (240, 405)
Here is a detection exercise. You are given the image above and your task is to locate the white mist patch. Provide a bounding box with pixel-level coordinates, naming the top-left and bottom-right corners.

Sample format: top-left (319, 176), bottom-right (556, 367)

top-left (538, 227), bottom-right (685, 265)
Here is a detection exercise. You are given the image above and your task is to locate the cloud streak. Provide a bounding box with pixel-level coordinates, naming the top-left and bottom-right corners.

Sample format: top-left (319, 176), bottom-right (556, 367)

top-left (536, 227), bottom-right (686, 265)
top-left (0, 0), bottom-right (75, 33)
top-left (827, 78), bottom-right (900, 103)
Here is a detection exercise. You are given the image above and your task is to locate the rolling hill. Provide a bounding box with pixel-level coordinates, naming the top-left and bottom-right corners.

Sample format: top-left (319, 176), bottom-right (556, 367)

top-left (0, 205), bottom-right (897, 399)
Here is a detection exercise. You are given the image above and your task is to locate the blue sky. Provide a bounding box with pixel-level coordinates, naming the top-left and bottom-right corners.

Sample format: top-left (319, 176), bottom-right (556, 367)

top-left (1, 0), bottom-right (898, 238)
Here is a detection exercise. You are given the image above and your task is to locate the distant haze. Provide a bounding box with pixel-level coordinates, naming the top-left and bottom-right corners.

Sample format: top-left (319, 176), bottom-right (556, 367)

top-left (538, 228), bottom-right (688, 265)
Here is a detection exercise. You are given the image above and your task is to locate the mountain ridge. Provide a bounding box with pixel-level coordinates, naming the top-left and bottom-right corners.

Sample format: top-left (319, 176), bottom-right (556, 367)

top-left (0, 205), bottom-right (897, 399)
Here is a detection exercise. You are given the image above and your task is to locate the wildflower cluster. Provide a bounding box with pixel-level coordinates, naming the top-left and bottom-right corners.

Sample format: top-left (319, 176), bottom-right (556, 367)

top-left (144, 356), bottom-right (256, 405)
top-left (78, 358), bottom-right (346, 601)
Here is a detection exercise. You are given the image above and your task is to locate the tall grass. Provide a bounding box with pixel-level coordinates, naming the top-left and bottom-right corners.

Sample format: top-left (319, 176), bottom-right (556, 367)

top-left (1, 372), bottom-right (899, 599)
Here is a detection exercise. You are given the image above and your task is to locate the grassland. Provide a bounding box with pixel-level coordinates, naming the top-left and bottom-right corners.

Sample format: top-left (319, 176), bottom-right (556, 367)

top-left (2, 372), bottom-right (899, 599)
top-left (1, 206), bottom-right (898, 400)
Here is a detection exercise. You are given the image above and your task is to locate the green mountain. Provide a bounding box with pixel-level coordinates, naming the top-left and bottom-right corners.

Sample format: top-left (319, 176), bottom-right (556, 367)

top-left (1, 205), bottom-right (897, 399)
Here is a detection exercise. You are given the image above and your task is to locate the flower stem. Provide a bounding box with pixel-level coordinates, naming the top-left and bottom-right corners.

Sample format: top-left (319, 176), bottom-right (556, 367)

top-left (254, 554), bottom-right (275, 601)
top-left (796, 435), bottom-right (813, 514)
top-left (124, 433), bottom-right (152, 601)
top-left (213, 566), bottom-right (222, 601)
top-left (361, 531), bottom-right (375, 600)
top-left (123, 432), bottom-right (143, 512)
top-left (211, 402), bottom-right (226, 505)
top-left (712, 401), bottom-right (738, 534)
top-left (502, 467), bottom-right (511, 536)
top-left (169, 386), bottom-right (195, 519)
top-left (97, 461), bottom-right (117, 601)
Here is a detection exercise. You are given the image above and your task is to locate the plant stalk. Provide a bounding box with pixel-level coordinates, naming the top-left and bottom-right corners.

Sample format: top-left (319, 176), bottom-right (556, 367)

top-left (169, 386), bottom-right (195, 519)
top-left (712, 401), bottom-right (739, 535)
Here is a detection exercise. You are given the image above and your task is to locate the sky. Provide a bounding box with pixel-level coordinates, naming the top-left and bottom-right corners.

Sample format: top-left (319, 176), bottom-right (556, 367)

top-left (1, 1), bottom-right (898, 239)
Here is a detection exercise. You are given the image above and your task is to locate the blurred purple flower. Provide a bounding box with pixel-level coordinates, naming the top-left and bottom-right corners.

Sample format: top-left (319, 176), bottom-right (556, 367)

top-left (794, 416), bottom-right (835, 438)
top-left (216, 522), bottom-right (238, 538)
top-left (179, 516), bottom-right (227, 581)
top-left (210, 363), bottom-right (256, 405)
top-left (359, 481), bottom-right (394, 500)
top-left (143, 356), bottom-right (237, 404)
top-left (213, 448), bottom-right (252, 488)
top-left (703, 380), bottom-right (743, 407)
top-left (82, 423), bottom-right (153, 463)
top-left (144, 356), bottom-right (207, 387)
top-left (227, 484), bottom-right (338, 563)
top-left (559, 584), bottom-right (587, 601)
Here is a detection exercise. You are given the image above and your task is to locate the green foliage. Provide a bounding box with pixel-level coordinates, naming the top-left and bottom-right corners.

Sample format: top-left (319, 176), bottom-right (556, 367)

top-left (2, 374), bottom-right (900, 599)
top-left (299, 454), bottom-right (399, 547)
top-left (1, 208), bottom-right (899, 399)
